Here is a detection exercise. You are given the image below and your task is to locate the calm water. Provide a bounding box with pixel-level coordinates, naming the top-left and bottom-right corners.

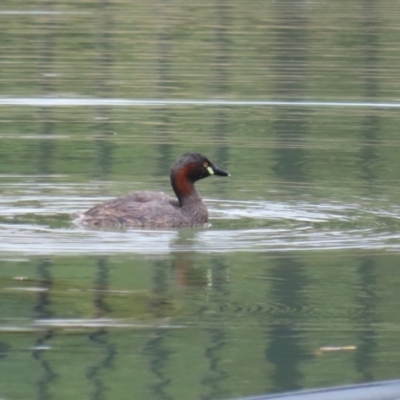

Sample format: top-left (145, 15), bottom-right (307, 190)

top-left (1, 1), bottom-right (400, 399)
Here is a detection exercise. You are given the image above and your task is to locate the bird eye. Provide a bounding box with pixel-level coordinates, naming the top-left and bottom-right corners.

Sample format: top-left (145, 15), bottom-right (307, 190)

top-left (203, 162), bottom-right (208, 168)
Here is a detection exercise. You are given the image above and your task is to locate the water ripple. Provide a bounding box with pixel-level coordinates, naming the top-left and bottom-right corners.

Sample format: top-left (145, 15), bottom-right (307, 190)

top-left (0, 194), bottom-right (399, 255)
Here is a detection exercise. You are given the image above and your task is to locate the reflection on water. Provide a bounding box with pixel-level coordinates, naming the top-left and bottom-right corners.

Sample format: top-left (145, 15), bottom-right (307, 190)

top-left (2, 192), bottom-right (400, 255)
top-left (1, 136), bottom-right (400, 396)
top-left (2, 0), bottom-right (400, 399)
top-left (1, 249), bottom-right (400, 398)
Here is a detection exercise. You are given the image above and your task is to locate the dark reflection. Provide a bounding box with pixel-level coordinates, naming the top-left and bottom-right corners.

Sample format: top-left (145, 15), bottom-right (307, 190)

top-left (201, 257), bottom-right (229, 400)
top-left (156, 0), bottom-right (172, 97)
top-left (0, 342), bottom-right (10, 360)
top-left (358, 115), bottom-right (381, 186)
top-left (160, 231), bottom-right (231, 399)
top-left (93, 123), bottom-right (114, 180)
top-left (86, 330), bottom-right (116, 400)
top-left (0, 342), bottom-right (10, 400)
top-left (271, 1), bottom-right (308, 100)
top-left (143, 260), bottom-right (173, 400)
top-left (265, 256), bottom-right (310, 392)
top-left (149, 256), bottom-right (177, 318)
top-left (85, 257), bottom-right (115, 400)
top-left (34, 258), bottom-right (53, 319)
top-left (171, 230), bottom-right (207, 287)
top-left (201, 327), bottom-right (228, 400)
top-left (156, 141), bottom-right (174, 180)
top-left (37, 109), bottom-right (55, 175)
top-left (271, 1), bottom-right (309, 183)
top-left (143, 329), bottom-right (173, 400)
top-left (92, 0), bottom-right (114, 180)
top-left (154, 109), bottom-right (174, 179)
top-left (214, 0), bottom-right (229, 94)
top-left (213, 110), bottom-right (230, 182)
top-left (358, 0), bottom-right (381, 188)
top-left (93, 257), bottom-right (111, 317)
top-left (213, 0), bottom-right (230, 182)
top-left (155, 0), bottom-right (174, 177)
top-left (272, 109), bottom-right (308, 183)
top-left (36, 0), bottom-right (55, 175)
top-left (212, 110), bottom-right (230, 198)
top-left (96, 0), bottom-right (113, 99)
top-left (170, 231), bottom-right (230, 399)
top-left (173, 251), bottom-right (207, 287)
top-left (361, 0), bottom-right (380, 98)
top-left (152, 260), bottom-right (170, 296)
top-left (32, 258), bottom-right (57, 400)
top-left (353, 256), bottom-right (379, 381)
top-left (32, 330), bottom-right (58, 400)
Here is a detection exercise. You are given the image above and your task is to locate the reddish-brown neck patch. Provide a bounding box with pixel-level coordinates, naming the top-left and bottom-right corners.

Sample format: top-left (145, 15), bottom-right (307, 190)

top-left (171, 163), bottom-right (198, 205)
top-left (173, 164), bottom-right (193, 194)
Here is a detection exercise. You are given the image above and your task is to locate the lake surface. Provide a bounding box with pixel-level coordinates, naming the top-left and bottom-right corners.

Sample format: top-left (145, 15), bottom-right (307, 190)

top-left (1, 1), bottom-right (400, 399)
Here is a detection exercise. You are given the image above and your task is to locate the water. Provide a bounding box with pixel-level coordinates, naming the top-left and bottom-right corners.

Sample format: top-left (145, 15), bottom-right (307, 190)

top-left (1, 1), bottom-right (400, 399)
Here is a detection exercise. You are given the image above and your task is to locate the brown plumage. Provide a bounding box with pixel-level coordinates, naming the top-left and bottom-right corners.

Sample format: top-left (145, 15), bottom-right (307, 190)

top-left (76, 153), bottom-right (229, 228)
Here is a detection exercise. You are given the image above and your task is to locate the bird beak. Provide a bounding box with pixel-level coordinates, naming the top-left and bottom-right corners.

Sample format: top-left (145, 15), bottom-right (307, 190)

top-left (208, 165), bottom-right (230, 177)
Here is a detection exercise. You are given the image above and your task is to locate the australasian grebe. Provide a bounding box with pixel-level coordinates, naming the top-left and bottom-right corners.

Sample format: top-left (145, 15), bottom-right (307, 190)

top-left (77, 152), bottom-right (229, 228)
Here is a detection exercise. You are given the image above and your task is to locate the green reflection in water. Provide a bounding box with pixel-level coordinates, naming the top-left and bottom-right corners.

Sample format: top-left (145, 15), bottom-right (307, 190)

top-left (1, 251), bottom-right (400, 399)
top-left (1, 0), bottom-right (400, 399)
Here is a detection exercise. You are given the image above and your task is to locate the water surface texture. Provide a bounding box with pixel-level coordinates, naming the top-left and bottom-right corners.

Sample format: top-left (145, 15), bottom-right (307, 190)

top-left (1, 1), bottom-right (400, 399)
